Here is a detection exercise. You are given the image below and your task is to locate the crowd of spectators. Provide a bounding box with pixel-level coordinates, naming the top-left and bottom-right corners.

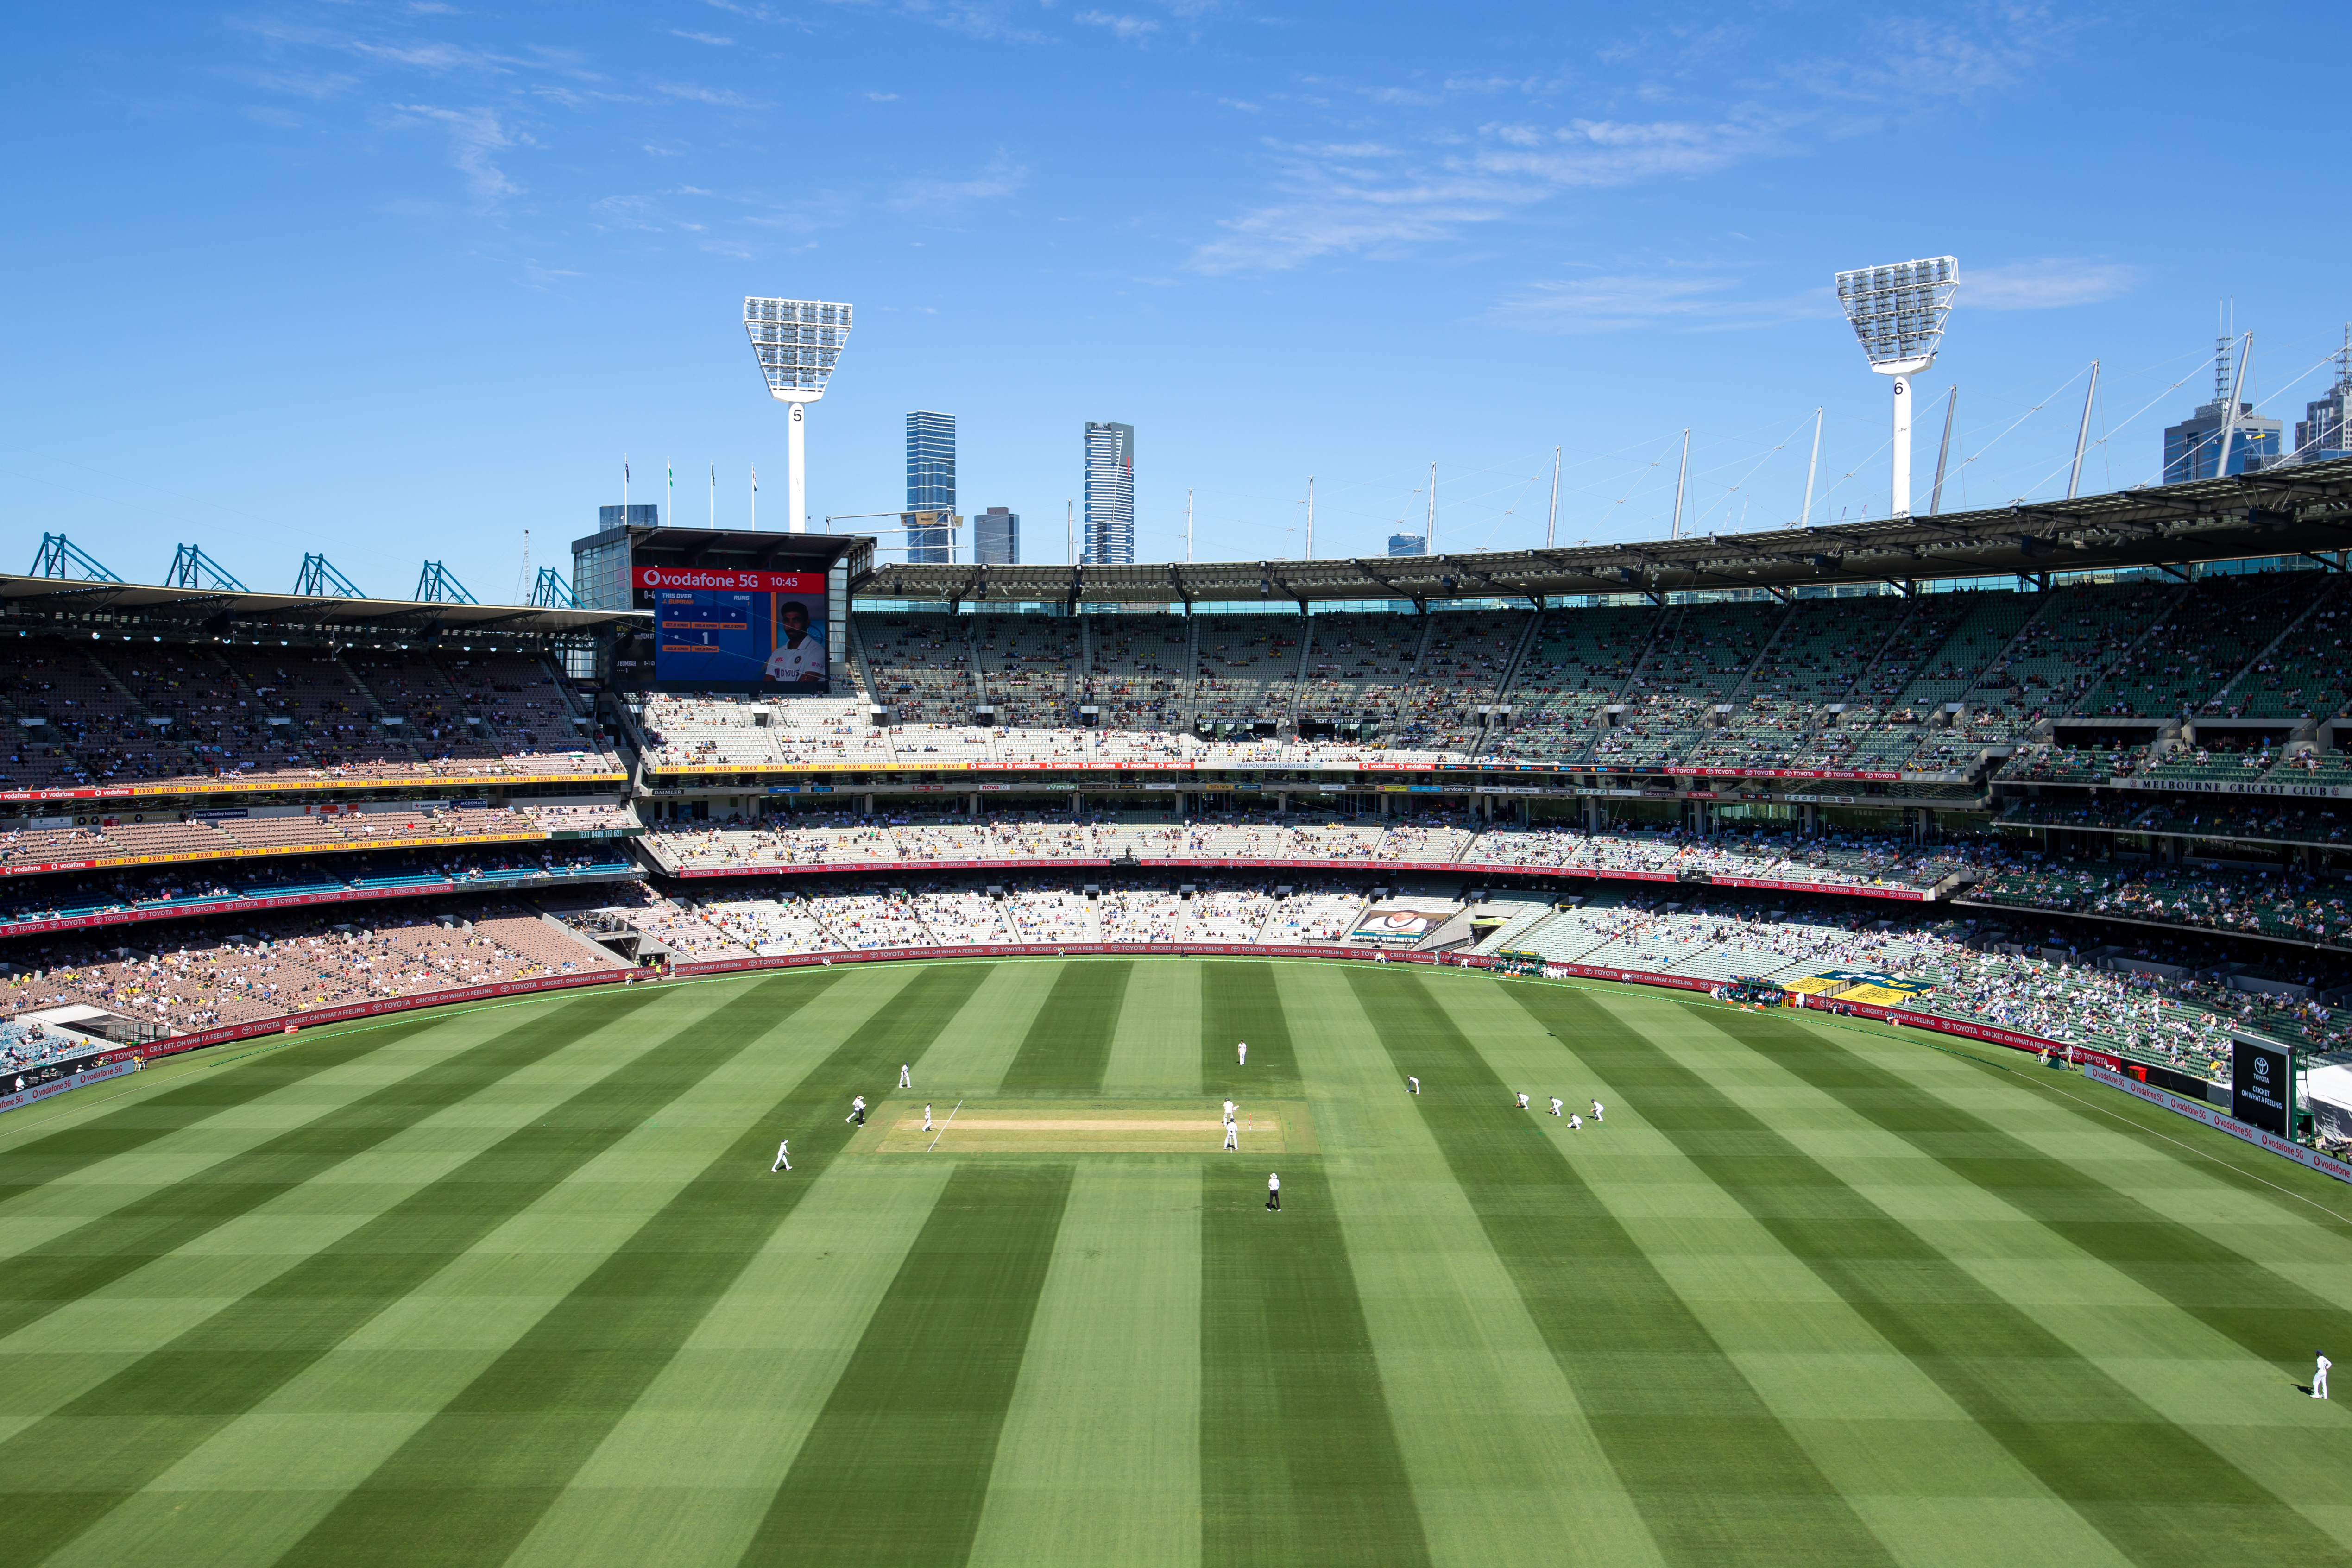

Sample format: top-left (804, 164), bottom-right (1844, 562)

top-left (2, 902), bottom-right (627, 1035)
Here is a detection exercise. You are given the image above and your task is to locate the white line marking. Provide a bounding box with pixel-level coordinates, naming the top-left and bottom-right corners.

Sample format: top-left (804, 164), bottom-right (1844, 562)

top-left (927, 1098), bottom-right (964, 1153)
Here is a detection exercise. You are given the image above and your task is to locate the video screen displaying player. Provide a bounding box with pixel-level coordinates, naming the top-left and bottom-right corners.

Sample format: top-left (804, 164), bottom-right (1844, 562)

top-left (762, 598), bottom-right (826, 690)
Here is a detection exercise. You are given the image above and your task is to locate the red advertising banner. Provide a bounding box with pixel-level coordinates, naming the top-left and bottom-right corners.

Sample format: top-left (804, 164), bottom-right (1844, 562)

top-left (633, 567), bottom-right (826, 593)
top-left (0, 768), bottom-right (624, 805)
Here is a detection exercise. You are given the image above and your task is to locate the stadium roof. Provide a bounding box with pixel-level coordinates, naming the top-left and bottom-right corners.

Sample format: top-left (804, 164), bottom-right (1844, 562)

top-left (851, 457), bottom-right (2352, 605)
top-left (0, 576), bottom-right (645, 636)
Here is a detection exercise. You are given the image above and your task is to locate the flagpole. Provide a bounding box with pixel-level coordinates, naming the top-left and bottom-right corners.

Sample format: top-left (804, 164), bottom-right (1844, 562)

top-left (666, 458), bottom-right (673, 529)
top-left (751, 462), bottom-right (758, 529)
top-left (709, 463), bottom-right (716, 528)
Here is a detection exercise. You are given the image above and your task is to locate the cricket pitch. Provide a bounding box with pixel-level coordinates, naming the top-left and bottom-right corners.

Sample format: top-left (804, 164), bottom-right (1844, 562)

top-left (856, 1097), bottom-right (1318, 1155)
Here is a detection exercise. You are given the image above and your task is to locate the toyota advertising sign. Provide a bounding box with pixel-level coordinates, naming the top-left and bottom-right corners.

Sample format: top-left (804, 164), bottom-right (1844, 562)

top-left (2231, 1034), bottom-right (2295, 1137)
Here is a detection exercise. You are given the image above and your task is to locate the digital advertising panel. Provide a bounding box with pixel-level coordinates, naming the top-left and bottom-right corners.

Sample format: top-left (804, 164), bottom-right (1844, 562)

top-left (632, 566), bottom-right (830, 694)
top-left (2231, 1033), bottom-right (2295, 1137)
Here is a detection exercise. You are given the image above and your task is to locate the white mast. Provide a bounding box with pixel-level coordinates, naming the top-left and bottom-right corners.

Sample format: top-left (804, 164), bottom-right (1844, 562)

top-left (2066, 363), bottom-right (2100, 499)
top-left (1799, 408), bottom-right (1822, 526)
top-left (1426, 463), bottom-right (1436, 555)
top-left (1670, 429), bottom-right (1690, 538)
top-left (1305, 477), bottom-right (1314, 560)
top-left (2213, 333), bottom-right (2250, 479)
top-left (1545, 446), bottom-right (1560, 548)
top-left (1185, 489), bottom-right (1194, 562)
top-left (1929, 390), bottom-right (1956, 514)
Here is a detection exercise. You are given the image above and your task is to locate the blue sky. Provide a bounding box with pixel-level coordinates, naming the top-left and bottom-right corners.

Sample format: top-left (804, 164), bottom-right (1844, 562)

top-left (2, 1), bottom-right (2345, 598)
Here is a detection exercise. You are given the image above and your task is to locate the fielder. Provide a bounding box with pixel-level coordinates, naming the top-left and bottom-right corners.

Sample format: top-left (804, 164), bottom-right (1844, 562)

top-left (1238, 1040), bottom-right (1249, 1067)
top-left (1407, 1076), bottom-right (1419, 1095)
top-left (770, 1140), bottom-right (791, 1173)
top-left (1591, 1099), bottom-right (1604, 1122)
top-left (1568, 1114), bottom-right (1583, 1133)
top-left (923, 1104), bottom-right (934, 1133)
top-left (1225, 1120), bottom-right (1239, 1151)
top-left (1267, 1171), bottom-right (1280, 1211)
top-left (1549, 1097), bottom-right (1564, 1117)
top-left (1224, 1099), bottom-right (1237, 1123)
top-left (900, 1063), bottom-right (913, 1088)
top-left (2318, 1352), bottom-right (2332, 1400)
top-left (1516, 1092), bottom-right (1531, 1110)
top-left (847, 1095), bottom-right (867, 1126)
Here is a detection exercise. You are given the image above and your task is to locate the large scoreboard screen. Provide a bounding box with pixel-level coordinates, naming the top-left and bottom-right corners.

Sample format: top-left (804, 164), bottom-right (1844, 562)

top-left (632, 566), bottom-right (830, 694)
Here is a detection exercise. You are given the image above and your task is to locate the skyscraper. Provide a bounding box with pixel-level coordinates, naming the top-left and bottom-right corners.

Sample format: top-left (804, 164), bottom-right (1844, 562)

top-left (2163, 342), bottom-right (2281, 483)
top-left (975, 507), bottom-right (1019, 564)
top-left (2291, 330), bottom-right (2352, 465)
top-left (1084, 422), bottom-right (1135, 566)
top-left (906, 411), bottom-right (956, 564)
top-left (1387, 532), bottom-right (1426, 557)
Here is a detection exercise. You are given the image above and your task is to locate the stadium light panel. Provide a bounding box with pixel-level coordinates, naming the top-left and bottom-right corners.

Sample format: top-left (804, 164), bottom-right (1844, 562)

top-left (1835, 257), bottom-right (1957, 519)
top-left (745, 298), bottom-right (854, 536)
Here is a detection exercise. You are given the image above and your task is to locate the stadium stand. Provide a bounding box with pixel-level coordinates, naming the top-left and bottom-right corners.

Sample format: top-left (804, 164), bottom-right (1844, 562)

top-left (13, 533), bottom-right (2352, 1119)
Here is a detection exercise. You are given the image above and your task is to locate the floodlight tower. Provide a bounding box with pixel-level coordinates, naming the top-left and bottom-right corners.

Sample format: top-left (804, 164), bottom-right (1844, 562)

top-left (1835, 257), bottom-right (1958, 519)
top-left (743, 297), bottom-right (854, 533)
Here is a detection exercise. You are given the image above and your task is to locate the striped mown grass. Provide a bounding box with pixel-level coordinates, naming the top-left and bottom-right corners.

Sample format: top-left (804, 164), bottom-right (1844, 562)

top-left (3, 957), bottom-right (2351, 1568)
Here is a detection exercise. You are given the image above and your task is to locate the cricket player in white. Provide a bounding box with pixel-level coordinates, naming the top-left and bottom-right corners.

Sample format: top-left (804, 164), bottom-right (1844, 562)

top-left (762, 600), bottom-right (827, 689)
top-left (1407, 1076), bottom-right (1419, 1095)
top-left (1549, 1097), bottom-right (1564, 1116)
top-left (923, 1104), bottom-right (933, 1132)
top-left (846, 1095), bottom-right (866, 1125)
top-left (771, 1140), bottom-right (791, 1173)
top-left (900, 1063), bottom-right (913, 1088)
top-left (1267, 1171), bottom-right (1280, 1211)
top-left (2317, 1352), bottom-right (2332, 1399)
top-left (1568, 1115), bottom-right (1583, 1133)
top-left (1224, 1120), bottom-right (1239, 1151)
top-left (1224, 1099), bottom-right (1237, 1123)
top-left (1516, 1092), bottom-right (1531, 1110)
top-left (1591, 1100), bottom-right (1604, 1122)
top-left (1237, 1041), bottom-right (1248, 1066)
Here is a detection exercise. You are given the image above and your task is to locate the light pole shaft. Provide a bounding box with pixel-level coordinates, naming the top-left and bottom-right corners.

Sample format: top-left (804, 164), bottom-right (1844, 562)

top-left (787, 403), bottom-right (807, 533)
top-left (1891, 375), bottom-right (1913, 518)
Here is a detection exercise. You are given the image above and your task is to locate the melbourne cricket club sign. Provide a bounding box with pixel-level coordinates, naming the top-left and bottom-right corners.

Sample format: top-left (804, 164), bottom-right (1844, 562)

top-left (2231, 1033), bottom-right (2295, 1137)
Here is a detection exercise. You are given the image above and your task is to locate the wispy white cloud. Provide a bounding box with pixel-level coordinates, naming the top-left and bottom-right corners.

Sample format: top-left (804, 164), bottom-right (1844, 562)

top-left (390, 104), bottom-right (527, 199)
top-left (1488, 271), bottom-right (1830, 333)
top-left (866, 90), bottom-right (900, 101)
top-left (1075, 10), bottom-right (1162, 40)
top-left (1189, 113), bottom-right (1794, 274)
top-left (888, 151), bottom-right (1027, 211)
top-left (1189, 6), bottom-right (2076, 274)
top-left (656, 81), bottom-right (764, 107)
top-left (1964, 258), bottom-right (2138, 309)
top-left (670, 30), bottom-right (735, 45)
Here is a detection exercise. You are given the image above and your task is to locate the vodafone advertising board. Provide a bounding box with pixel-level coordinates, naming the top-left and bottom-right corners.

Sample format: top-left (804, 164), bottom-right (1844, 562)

top-left (633, 566), bottom-right (830, 695)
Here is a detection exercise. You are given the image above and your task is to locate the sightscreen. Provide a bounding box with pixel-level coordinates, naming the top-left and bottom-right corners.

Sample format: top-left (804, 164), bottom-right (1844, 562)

top-left (633, 566), bottom-right (831, 694)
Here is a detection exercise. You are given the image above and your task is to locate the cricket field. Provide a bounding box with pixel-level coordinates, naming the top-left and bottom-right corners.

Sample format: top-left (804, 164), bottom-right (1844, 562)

top-left (2, 957), bottom-right (2348, 1567)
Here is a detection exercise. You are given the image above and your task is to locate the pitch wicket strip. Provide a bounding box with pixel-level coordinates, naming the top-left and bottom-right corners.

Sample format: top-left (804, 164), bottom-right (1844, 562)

top-left (927, 1098), bottom-right (964, 1153)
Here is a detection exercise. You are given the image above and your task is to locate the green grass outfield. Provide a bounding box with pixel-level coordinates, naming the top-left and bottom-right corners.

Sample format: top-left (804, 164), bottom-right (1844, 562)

top-left (6, 957), bottom-right (2352, 1568)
